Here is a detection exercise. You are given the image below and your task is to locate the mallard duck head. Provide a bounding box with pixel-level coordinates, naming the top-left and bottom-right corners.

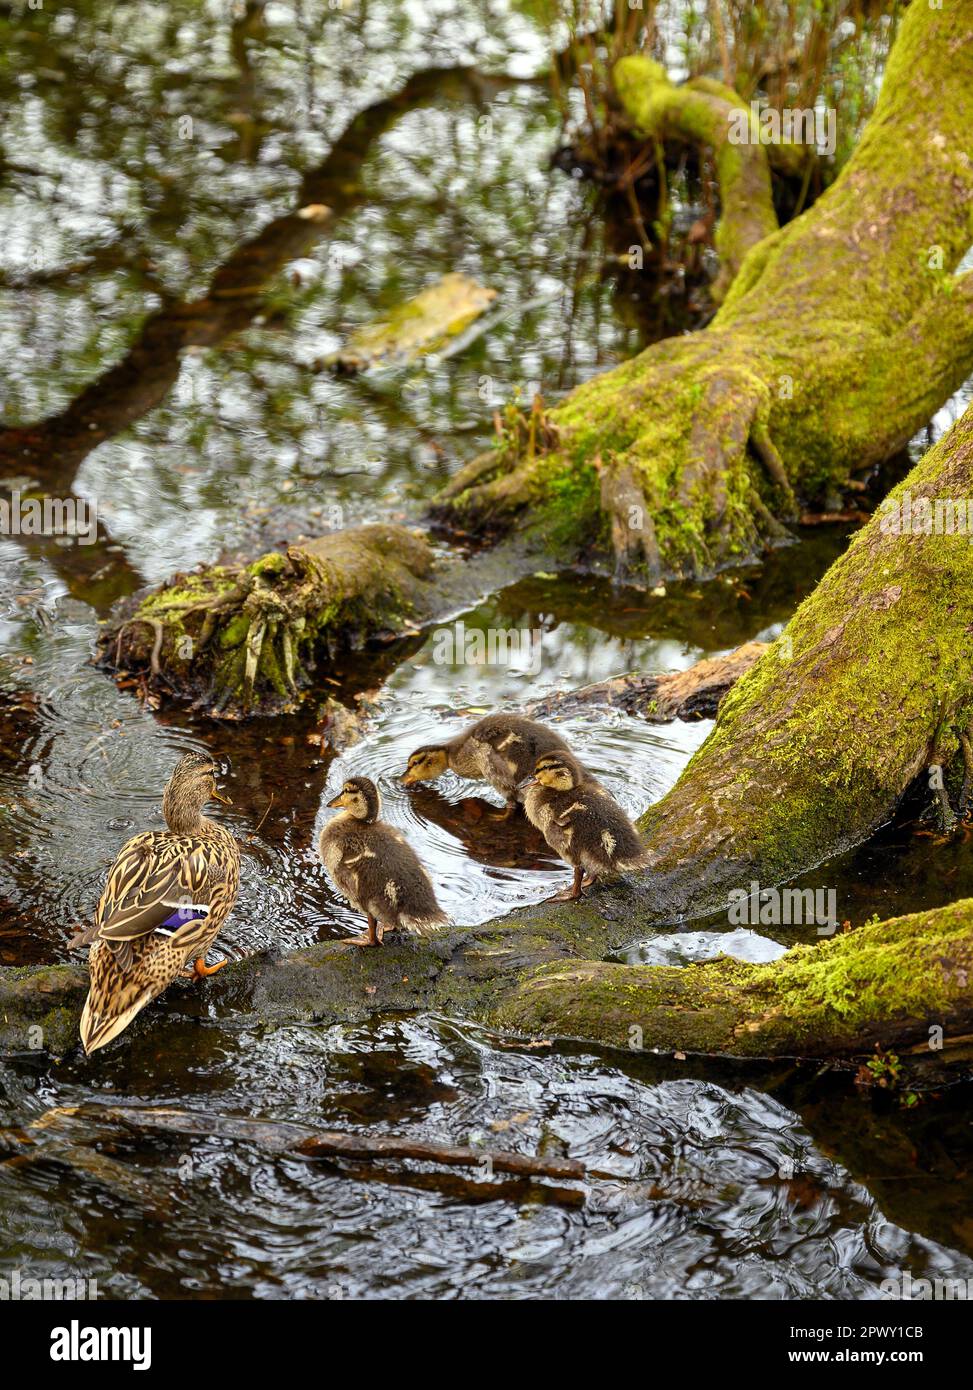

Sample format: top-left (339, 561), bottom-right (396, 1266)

top-left (400, 746), bottom-right (449, 785)
top-left (162, 752), bottom-right (231, 832)
top-left (528, 750), bottom-right (584, 792)
top-left (327, 775), bottom-right (381, 823)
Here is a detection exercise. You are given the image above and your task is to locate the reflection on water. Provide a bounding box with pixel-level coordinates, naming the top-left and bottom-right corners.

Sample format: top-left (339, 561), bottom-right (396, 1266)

top-left (2, 1015), bottom-right (973, 1300)
top-left (2, 0), bottom-right (973, 1301)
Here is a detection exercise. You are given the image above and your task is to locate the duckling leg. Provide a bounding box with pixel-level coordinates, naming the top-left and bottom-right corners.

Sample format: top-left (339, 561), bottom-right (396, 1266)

top-left (489, 800), bottom-right (519, 821)
top-left (549, 865), bottom-right (584, 902)
top-left (343, 915), bottom-right (383, 947)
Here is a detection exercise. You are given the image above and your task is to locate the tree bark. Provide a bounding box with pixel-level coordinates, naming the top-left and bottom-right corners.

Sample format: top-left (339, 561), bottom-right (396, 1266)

top-left (435, 1), bottom-right (973, 582)
top-left (5, 890), bottom-right (973, 1076)
top-left (637, 399), bottom-right (973, 918)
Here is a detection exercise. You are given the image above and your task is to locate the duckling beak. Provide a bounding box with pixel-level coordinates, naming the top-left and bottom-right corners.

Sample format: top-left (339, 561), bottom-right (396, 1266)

top-left (520, 776), bottom-right (540, 790)
top-left (327, 792), bottom-right (346, 808)
top-left (399, 768), bottom-right (419, 785)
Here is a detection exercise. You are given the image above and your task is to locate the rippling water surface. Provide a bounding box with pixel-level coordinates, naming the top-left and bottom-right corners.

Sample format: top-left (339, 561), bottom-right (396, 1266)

top-left (1, 0), bottom-right (973, 1300)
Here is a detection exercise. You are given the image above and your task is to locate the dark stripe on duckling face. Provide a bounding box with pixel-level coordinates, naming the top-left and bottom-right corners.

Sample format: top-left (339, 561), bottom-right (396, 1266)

top-left (401, 746), bottom-right (449, 784)
top-left (533, 753), bottom-right (582, 790)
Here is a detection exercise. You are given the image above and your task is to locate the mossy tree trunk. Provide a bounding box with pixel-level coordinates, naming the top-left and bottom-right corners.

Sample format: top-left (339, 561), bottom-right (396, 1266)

top-left (611, 59), bottom-right (779, 300)
top-left (638, 400), bottom-right (973, 918)
top-left (436, 1), bottom-right (973, 583)
top-left (6, 891), bottom-right (973, 1074)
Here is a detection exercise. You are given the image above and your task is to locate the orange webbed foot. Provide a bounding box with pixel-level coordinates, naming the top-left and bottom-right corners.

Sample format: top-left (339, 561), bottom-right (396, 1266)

top-left (183, 956), bottom-right (228, 980)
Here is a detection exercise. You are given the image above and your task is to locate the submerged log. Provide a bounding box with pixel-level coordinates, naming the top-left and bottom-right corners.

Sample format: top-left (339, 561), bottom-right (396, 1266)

top-left (25, 1104), bottom-right (603, 1183)
top-left (328, 272), bottom-right (497, 373)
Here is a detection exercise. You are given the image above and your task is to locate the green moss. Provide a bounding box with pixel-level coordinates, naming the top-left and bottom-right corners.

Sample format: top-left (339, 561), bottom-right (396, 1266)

top-left (250, 551), bottom-right (288, 578)
top-left (436, 3), bottom-right (973, 585)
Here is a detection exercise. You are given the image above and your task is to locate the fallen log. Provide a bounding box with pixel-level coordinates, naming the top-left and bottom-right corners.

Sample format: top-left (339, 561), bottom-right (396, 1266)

top-left (5, 890), bottom-right (973, 1079)
top-left (526, 641), bottom-right (767, 721)
top-left (636, 400), bottom-right (973, 918)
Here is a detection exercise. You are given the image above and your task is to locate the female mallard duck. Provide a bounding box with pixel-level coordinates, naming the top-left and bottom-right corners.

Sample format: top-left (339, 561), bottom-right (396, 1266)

top-left (400, 714), bottom-right (569, 816)
top-left (523, 749), bottom-right (651, 901)
top-left (76, 752), bottom-right (240, 1055)
top-left (319, 775), bottom-right (448, 947)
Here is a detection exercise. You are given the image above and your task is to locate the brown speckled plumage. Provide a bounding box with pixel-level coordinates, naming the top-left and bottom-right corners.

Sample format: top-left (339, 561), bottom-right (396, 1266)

top-left (524, 749), bottom-right (650, 898)
top-left (402, 714), bottom-right (570, 809)
top-left (78, 752), bottom-right (240, 1054)
top-left (319, 776), bottom-right (447, 946)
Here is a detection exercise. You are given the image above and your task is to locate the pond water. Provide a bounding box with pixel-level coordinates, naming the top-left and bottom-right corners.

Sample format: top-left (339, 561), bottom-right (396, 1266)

top-left (1, 0), bottom-right (972, 1301)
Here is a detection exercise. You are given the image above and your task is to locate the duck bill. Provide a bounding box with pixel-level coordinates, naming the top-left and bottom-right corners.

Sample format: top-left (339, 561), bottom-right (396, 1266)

top-left (399, 769), bottom-right (420, 785)
top-left (327, 792), bottom-right (346, 808)
top-left (519, 776), bottom-right (539, 791)
top-left (212, 790), bottom-right (233, 806)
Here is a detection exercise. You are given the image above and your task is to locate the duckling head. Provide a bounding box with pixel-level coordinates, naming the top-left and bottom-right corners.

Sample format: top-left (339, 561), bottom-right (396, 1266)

top-left (163, 751), bottom-right (231, 832)
top-left (400, 746), bottom-right (449, 785)
top-left (529, 750), bottom-right (585, 792)
top-left (327, 775), bottom-right (381, 823)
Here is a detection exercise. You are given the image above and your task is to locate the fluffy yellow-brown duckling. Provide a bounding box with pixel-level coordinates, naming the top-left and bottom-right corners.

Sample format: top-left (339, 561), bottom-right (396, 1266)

top-left (75, 752), bottom-right (240, 1054)
top-left (523, 749), bottom-right (651, 901)
top-left (401, 714), bottom-right (569, 816)
top-left (319, 776), bottom-right (448, 946)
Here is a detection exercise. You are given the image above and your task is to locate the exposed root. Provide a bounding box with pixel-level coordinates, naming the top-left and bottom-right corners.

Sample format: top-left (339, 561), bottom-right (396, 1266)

top-left (749, 417), bottom-right (798, 520)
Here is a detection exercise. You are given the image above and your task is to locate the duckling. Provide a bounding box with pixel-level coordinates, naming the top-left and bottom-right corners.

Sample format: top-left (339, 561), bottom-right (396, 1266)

top-left (523, 750), bottom-right (651, 900)
top-left (401, 714), bottom-right (570, 817)
top-left (319, 776), bottom-right (448, 947)
top-left (76, 752), bottom-right (241, 1054)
